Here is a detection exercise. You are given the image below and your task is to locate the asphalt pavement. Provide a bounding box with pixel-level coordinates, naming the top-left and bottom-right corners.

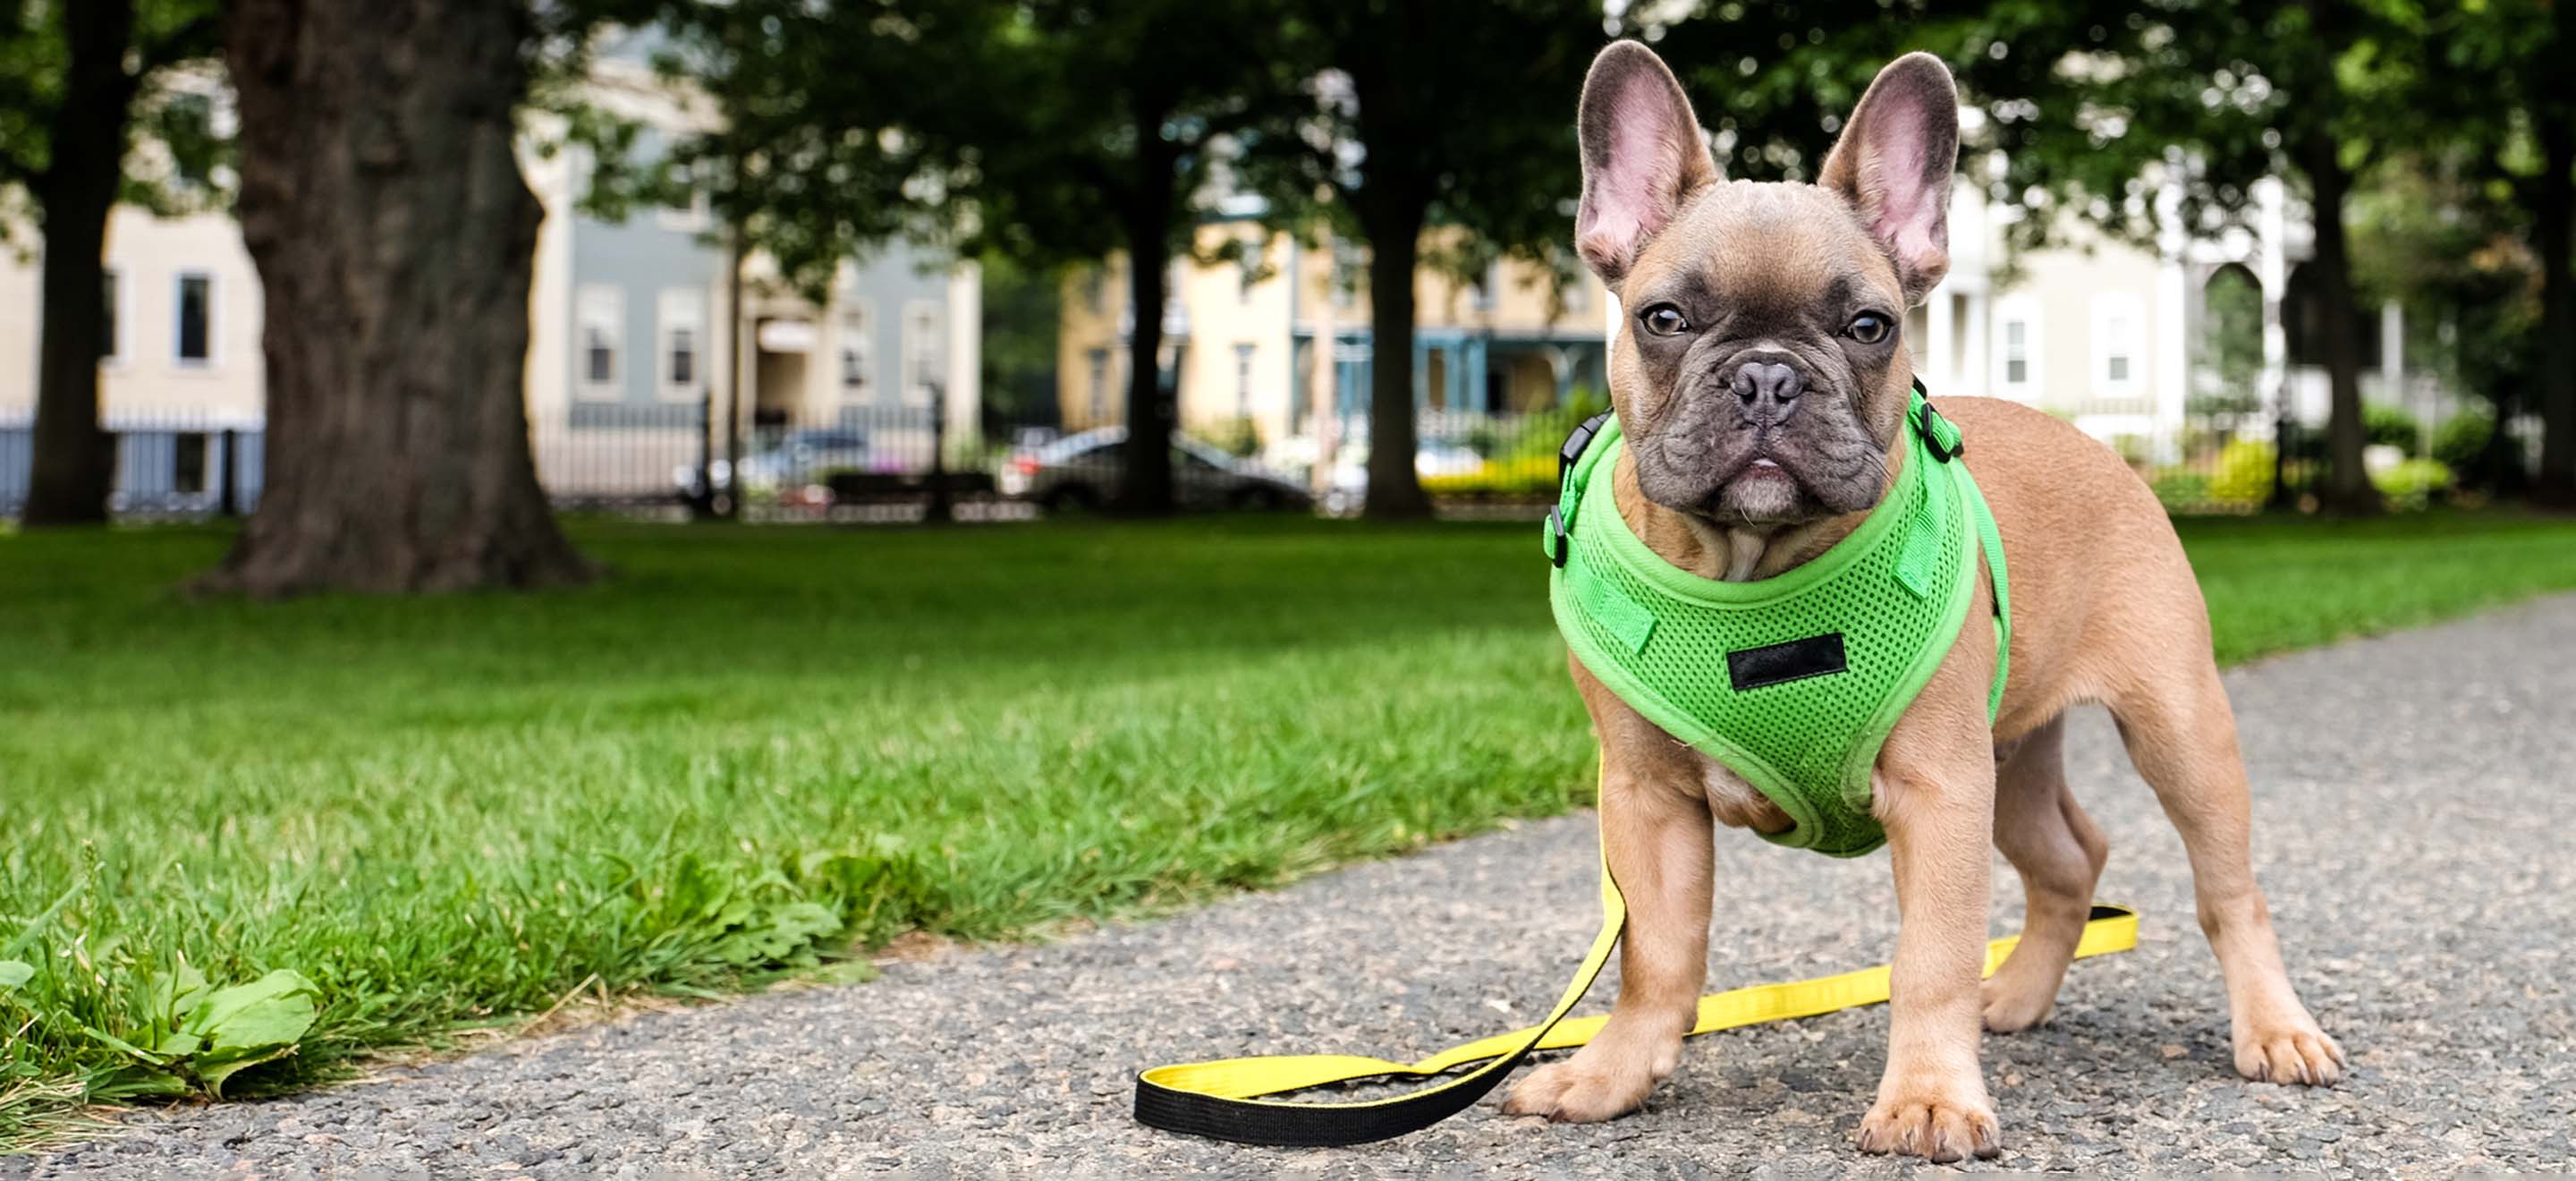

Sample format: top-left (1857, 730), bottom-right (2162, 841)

top-left (19, 595), bottom-right (2576, 1178)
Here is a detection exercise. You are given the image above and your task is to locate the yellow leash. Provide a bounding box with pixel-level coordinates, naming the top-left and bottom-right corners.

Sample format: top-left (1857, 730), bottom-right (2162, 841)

top-left (1134, 805), bottom-right (2140, 1146)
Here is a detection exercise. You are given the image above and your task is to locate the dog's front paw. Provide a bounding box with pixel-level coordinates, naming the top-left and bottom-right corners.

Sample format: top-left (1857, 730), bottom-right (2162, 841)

top-left (2233, 1017), bottom-right (2345, 1086)
top-left (1855, 1091), bottom-right (2002, 1162)
top-left (1501, 1058), bottom-right (1657, 1123)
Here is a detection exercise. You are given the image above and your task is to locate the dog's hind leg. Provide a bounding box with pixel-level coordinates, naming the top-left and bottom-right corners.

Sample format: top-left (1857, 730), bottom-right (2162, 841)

top-left (2107, 657), bottom-right (2344, 1085)
top-left (1981, 715), bottom-right (2109, 1032)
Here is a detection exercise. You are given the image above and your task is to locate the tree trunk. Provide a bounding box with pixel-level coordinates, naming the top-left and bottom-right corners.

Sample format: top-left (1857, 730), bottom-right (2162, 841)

top-left (2300, 132), bottom-right (2384, 516)
top-left (200, 0), bottom-right (589, 596)
top-left (1360, 204), bottom-right (1431, 520)
top-left (20, 0), bottom-right (141, 528)
top-left (1111, 164), bottom-right (1176, 516)
top-left (2534, 65), bottom-right (2576, 509)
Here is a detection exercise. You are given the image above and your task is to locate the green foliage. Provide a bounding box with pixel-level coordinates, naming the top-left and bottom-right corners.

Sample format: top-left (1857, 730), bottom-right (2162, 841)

top-left (83, 965), bottom-right (318, 1100)
top-left (0, 0), bottom-right (222, 228)
top-left (2208, 439), bottom-right (2279, 511)
top-left (2149, 470), bottom-right (2216, 514)
top-left (2364, 403), bottom-right (2423, 455)
top-left (1241, 0), bottom-right (1597, 289)
top-left (2433, 412), bottom-right (2497, 473)
top-left (978, 255), bottom-right (1063, 429)
top-left (1422, 455), bottom-right (1558, 499)
top-left (2373, 458), bottom-right (2453, 512)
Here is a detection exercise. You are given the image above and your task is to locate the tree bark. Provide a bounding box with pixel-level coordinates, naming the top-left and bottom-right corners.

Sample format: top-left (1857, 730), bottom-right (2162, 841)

top-left (20, 0), bottom-right (141, 528)
top-left (1111, 144), bottom-right (1177, 516)
top-left (2533, 47), bottom-right (2576, 509)
top-left (2299, 131), bottom-right (2384, 516)
top-left (1359, 203), bottom-right (1431, 520)
top-left (200, 0), bottom-right (589, 596)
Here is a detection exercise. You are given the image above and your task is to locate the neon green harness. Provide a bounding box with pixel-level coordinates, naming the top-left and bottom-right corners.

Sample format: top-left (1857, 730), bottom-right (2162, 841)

top-left (1546, 389), bottom-right (2010, 857)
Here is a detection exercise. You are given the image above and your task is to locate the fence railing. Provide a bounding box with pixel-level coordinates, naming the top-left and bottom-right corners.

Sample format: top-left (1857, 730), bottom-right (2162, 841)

top-left (1, 384), bottom-right (2522, 523)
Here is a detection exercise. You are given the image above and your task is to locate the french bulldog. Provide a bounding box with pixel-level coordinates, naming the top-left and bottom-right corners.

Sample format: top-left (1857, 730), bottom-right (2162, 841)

top-left (1499, 42), bottom-right (2344, 1161)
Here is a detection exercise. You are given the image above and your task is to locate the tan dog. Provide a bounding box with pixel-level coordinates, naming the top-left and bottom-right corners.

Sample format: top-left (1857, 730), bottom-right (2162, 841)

top-left (1497, 42), bottom-right (2344, 1161)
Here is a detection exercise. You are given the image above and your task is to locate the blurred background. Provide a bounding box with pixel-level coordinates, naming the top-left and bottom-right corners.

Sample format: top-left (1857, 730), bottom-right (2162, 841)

top-left (5, 0), bottom-right (2570, 539)
top-left (4, 0), bottom-right (2575, 1152)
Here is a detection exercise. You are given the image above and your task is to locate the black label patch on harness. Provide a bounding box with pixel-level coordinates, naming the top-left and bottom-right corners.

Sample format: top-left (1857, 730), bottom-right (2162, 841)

top-left (1726, 633), bottom-right (1848, 690)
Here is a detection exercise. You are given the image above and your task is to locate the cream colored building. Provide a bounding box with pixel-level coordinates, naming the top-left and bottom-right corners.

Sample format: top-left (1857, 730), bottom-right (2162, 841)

top-left (1060, 217), bottom-right (1613, 469)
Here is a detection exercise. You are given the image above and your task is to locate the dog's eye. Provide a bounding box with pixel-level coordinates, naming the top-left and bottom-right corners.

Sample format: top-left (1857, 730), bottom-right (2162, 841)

top-left (1639, 304), bottom-right (1690, 336)
top-left (1846, 313), bottom-right (1893, 344)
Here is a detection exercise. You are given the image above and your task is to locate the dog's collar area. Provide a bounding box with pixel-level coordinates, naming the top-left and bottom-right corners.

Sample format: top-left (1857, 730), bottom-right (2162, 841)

top-left (1546, 381), bottom-right (1959, 571)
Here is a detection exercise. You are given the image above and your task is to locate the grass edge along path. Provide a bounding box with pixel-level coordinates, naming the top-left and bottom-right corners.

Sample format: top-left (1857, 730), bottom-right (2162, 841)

top-left (4, 511), bottom-right (2575, 1151)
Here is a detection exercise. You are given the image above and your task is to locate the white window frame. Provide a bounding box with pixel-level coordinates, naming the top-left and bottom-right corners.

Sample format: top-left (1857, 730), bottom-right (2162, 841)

top-left (2090, 291), bottom-right (2142, 399)
top-left (900, 299), bottom-right (941, 407)
top-left (172, 270), bottom-right (216, 370)
top-left (101, 265), bottom-right (128, 369)
top-left (1993, 294), bottom-right (2041, 399)
top-left (1469, 260), bottom-right (1500, 312)
top-left (1086, 348), bottom-right (1109, 424)
top-left (656, 288), bottom-right (704, 400)
top-left (1562, 270), bottom-right (1589, 314)
top-left (576, 285), bottom-right (623, 398)
top-left (836, 300), bottom-right (877, 401)
top-left (1233, 342), bottom-right (1256, 417)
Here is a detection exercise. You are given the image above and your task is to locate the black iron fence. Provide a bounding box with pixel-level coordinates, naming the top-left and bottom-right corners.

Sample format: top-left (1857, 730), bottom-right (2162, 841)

top-left (0, 384), bottom-right (2525, 523)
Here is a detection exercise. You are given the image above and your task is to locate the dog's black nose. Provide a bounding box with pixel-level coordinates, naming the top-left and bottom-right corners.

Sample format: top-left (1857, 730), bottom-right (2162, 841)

top-left (1731, 361), bottom-right (1804, 416)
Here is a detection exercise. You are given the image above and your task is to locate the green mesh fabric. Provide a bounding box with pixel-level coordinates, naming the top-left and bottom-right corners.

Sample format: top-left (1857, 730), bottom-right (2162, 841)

top-left (1547, 393), bottom-right (2005, 858)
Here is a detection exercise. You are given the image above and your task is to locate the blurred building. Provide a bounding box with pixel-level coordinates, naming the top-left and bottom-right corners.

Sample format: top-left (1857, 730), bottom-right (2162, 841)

top-left (1057, 211), bottom-right (1612, 473)
top-left (1066, 145), bottom-right (2439, 479)
top-left (0, 29), bottom-right (980, 514)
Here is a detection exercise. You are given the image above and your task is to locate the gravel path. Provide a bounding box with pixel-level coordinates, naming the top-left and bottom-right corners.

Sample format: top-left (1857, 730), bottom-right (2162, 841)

top-left (21, 596), bottom-right (2576, 1178)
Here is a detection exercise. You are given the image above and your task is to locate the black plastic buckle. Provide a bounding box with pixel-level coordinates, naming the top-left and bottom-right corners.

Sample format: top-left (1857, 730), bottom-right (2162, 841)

top-left (1917, 401), bottom-right (1963, 463)
top-left (1557, 411), bottom-right (1614, 485)
top-left (1548, 412), bottom-right (1612, 570)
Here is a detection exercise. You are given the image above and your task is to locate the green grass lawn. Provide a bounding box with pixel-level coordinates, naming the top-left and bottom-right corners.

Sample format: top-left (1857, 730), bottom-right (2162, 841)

top-left (4, 510), bottom-right (2576, 1145)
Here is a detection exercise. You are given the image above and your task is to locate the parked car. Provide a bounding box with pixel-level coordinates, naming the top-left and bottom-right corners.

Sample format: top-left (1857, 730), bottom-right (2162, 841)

top-left (672, 429), bottom-right (872, 504)
top-left (1320, 442), bottom-right (1486, 514)
top-left (1000, 428), bottom-right (1313, 513)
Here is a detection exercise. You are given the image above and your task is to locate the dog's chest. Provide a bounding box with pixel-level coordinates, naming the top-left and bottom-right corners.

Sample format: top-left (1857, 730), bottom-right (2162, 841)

top-left (1696, 752), bottom-right (1795, 834)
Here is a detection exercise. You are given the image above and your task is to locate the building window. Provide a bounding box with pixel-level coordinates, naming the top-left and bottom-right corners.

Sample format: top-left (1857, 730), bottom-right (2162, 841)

top-left (174, 272), bottom-right (213, 365)
top-left (657, 289), bottom-right (703, 396)
top-left (577, 285), bottom-right (623, 394)
top-left (174, 433), bottom-right (209, 496)
top-left (1084, 268), bottom-right (1106, 314)
top-left (101, 268), bottom-right (122, 363)
top-left (1234, 343), bottom-right (1256, 416)
top-left (669, 327), bottom-right (697, 387)
top-left (2092, 293), bottom-right (2140, 395)
top-left (1330, 240), bottom-right (1361, 310)
top-left (2000, 313), bottom-right (2032, 389)
top-left (837, 302), bottom-right (876, 397)
top-left (902, 300), bottom-right (940, 405)
top-left (1562, 270), bottom-right (1589, 315)
top-left (1469, 261), bottom-right (1499, 311)
top-left (1087, 349), bottom-right (1109, 423)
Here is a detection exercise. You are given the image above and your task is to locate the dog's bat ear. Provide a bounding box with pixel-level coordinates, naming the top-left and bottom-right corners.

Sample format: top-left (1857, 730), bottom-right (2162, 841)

top-left (1819, 52), bottom-right (1960, 306)
top-left (1575, 39), bottom-right (1718, 290)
